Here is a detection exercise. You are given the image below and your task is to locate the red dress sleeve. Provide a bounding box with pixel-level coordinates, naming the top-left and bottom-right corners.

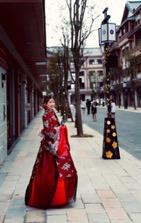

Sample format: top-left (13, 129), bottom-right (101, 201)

top-left (41, 110), bottom-right (60, 154)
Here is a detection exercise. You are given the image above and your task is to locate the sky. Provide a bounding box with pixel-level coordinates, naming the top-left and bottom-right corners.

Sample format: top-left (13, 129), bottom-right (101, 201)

top-left (45, 0), bottom-right (127, 48)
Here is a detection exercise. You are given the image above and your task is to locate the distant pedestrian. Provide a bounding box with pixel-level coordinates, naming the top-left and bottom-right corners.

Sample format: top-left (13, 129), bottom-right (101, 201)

top-left (86, 99), bottom-right (91, 115)
top-left (96, 98), bottom-right (99, 106)
top-left (107, 102), bottom-right (111, 115)
top-left (111, 99), bottom-right (116, 118)
top-left (91, 100), bottom-right (97, 121)
top-left (81, 100), bottom-right (86, 115)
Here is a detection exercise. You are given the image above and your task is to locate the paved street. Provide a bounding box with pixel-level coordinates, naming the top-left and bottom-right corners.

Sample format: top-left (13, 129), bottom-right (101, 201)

top-left (1, 110), bottom-right (141, 222)
top-left (82, 106), bottom-right (141, 160)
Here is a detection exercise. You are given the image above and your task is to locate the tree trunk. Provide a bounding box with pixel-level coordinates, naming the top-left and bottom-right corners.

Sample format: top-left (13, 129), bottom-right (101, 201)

top-left (64, 92), bottom-right (74, 122)
top-left (133, 89), bottom-right (136, 110)
top-left (74, 64), bottom-right (83, 136)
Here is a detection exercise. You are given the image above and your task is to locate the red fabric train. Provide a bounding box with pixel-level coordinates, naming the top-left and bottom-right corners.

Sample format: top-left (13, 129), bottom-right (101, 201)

top-left (25, 109), bottom-right (77, 209)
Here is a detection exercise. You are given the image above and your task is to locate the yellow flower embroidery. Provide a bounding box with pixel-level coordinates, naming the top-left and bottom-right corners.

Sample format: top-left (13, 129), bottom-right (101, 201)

top-left (112, 132), bottom-right (116, 137)
top-left (106, 137), bottom-right (111, 143)
top-left (112, 141), bottom-right (118, 149)
top-left (111, 125), bottom-right (115, 129)
top-left (107, 121), bottom-right (111, 125)
top-left (106, 151), bottom-right (113, 158)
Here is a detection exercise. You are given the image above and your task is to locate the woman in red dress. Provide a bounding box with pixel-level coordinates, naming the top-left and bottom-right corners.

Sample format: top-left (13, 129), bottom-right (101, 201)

top-left (25, 95), bottom-right (77, 209)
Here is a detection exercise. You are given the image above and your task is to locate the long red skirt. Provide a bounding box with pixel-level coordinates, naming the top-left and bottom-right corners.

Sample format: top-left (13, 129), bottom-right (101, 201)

top-left (25, 126), bottom-right (77, 209)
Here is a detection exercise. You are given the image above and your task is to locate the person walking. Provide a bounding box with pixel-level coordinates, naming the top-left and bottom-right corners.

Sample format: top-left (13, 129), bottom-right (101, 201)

top-left (111, 99), bottom-right (116, 118)
top-left (86, 99), bottom-right (91, 115)
top-left (81, 100), bottom-right (86, 115)
top-left (25, 95), bottom-right (78, 209)
top-left (91, 100), bottom-right (97, 121)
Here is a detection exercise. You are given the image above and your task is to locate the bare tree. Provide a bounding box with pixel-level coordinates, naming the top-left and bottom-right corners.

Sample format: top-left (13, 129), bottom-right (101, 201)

top-left (47, 49), bottom-right (64, 110)
top-left (61, 28), bottom-right (74, 121)
top-left (65, 0), bottom-right (99, 136)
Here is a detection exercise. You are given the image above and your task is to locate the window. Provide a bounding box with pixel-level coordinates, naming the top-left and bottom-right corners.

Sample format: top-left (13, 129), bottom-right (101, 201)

top-left (97, 59), bottom-right (102, 64)
top-left (80, 83), bottom-right (85, 89)
top-left (79, 71), bottom-right (84, 76)
top-left (97, 70), bottom-right (103, 76)
top-left (89, 59), bottom-right (95, 65)
top-left (79, 77), bottom-right (85, 89)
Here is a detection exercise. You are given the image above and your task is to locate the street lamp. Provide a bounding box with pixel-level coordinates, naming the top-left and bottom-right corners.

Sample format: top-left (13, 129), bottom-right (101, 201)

top-left (98, 8), bottom-right (120, 159)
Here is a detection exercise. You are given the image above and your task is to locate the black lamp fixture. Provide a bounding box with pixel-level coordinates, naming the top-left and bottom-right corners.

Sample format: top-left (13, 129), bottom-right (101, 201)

top-left (98, 8), bottom-right (120, 159)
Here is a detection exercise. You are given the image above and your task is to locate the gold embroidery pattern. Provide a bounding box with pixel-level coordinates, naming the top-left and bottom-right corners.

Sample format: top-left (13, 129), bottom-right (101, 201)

top-left (111, 125), bottom-right (115, 129)
top-left (106, 151), bottom-right (113, 159)
top-left (106, 137), bottom-right (111, 143)
top-left (112, 132), bottom-right (116, 137)
top-left (103, 117), bottom-right (120, 159)
top-left (112, 141), bottom-right (118, 149)
top-left (107, 121), bottom-right (111, 125)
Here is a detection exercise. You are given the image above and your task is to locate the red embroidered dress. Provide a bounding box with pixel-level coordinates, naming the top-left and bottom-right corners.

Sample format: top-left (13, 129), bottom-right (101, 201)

top-left (25, 108), bottom-right (77, 209)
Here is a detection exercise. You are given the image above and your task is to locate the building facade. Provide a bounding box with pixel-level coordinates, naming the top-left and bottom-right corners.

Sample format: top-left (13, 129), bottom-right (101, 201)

top-left (69, 48), bottom-right (104, 104)
top-left (110, 1), bottom-right (141, 108)
top-left (0, 0), bottom-right (47, 164)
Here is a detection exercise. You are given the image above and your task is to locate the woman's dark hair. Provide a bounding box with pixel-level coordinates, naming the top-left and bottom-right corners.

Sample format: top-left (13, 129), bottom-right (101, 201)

top-left (43, 95), bottom-right (52, 104)
top-left (42, 95), bottom-right (53, 109)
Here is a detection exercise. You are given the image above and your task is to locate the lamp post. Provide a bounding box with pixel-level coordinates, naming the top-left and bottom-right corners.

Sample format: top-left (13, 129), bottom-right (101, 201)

top-left (98, 8), bottom-right (120, 159)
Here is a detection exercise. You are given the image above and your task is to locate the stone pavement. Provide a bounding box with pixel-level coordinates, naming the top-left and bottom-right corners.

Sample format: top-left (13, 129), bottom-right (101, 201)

top-left (0, 111), bottom-right (141, 223)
